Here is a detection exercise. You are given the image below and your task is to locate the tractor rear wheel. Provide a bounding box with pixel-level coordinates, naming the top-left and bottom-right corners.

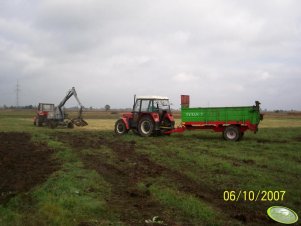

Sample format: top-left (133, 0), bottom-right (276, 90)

top-left (223, 125), bottom-right (240, 141)
top-left (115, 119), bottom-right (128, 135)
top-left (138, 116), bottom-right (154, 137)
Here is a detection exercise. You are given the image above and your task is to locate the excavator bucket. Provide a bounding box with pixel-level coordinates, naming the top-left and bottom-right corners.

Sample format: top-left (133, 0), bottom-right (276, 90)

top-left (72, 118), bottom-right (88, 127)
top-left (71, 106), bottom-right (88, 127)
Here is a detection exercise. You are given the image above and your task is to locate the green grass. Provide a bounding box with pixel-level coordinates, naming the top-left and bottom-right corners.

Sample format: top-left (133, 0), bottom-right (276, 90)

top-left (131, 128), bottom-right (301, 217)
top-left (138, 128), bottom-right (300, 184)
top-left (149, 185), bottom-right (219, 226)
top-left (0, 111), bottom-right (300, 225)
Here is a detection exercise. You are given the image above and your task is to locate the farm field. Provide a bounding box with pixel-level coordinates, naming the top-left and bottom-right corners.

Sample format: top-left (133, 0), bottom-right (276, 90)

top-left (0, 110), bottom-right (300, 225)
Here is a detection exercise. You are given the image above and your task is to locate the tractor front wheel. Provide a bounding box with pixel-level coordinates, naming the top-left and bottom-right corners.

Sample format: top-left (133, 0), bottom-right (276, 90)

top-left (138, 117), bottom-right (154, 137)
top-left (223, 126), bottom-right (240, 141)
top-left (115, 119), bottom-right (128, 135)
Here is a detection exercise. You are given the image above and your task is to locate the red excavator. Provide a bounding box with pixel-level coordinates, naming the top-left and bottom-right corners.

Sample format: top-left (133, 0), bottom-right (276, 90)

top-left (33, 87), bottom-right (88, 128)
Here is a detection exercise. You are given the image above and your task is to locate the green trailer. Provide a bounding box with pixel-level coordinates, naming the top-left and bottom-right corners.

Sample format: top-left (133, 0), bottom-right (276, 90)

top-left (166, 95), bottom-right (263, 141)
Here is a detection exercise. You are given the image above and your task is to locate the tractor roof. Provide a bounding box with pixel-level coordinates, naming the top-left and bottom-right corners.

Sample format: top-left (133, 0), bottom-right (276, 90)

top-left (136, 96), bottom-right (169, 100)
top-left (38, 103), bottom-right (54, 105)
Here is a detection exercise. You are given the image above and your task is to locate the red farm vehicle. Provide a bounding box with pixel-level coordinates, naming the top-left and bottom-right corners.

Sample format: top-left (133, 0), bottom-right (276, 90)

top-left (33, 103), bottom-right (55, 127)
top-left (33, 87), bottom-right (88, 129)
top-left (114, 95), bottom-right (175, 136)
top-left (166, 95), bottom-right (263, 141)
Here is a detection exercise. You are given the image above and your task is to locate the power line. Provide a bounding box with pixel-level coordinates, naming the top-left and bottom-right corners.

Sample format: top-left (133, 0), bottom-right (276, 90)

top-left (16, 81), bottom-right (20, 107)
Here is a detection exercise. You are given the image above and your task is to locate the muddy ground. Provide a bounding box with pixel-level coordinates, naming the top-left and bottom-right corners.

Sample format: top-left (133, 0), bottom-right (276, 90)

top-left (0, 132), bottom-right (59, 204)
top-left (0, 131), bottom-right (279, 225)
top-left (55, 133), bottom-right (277, 226)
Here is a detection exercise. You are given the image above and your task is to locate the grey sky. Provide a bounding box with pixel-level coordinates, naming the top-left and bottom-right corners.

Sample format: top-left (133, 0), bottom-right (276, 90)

top-left (0, 0), bottom-right (300, 110)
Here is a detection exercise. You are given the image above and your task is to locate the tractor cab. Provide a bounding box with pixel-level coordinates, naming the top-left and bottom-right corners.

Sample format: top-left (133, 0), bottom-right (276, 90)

top-left (115, 95), bottom-right (175, 136)
top-left (133, 97), bottom-right (171, 114)
top-left (132, 96), bottom-right (172, 123)
top-left (34, 103), bottom-right (55, 126)
top-left (38, 103), bottom-right (55, 112)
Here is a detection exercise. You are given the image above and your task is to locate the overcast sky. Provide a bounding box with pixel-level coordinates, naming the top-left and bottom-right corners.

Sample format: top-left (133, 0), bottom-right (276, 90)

top-left (0, 0), bottom-right (300, 110)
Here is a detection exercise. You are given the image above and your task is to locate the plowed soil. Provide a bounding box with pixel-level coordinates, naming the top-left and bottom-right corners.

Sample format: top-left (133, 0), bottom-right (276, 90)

top-left (55, 133), bottom-right (275, 226)
top-left (0, 132), bottom-right (59, 204)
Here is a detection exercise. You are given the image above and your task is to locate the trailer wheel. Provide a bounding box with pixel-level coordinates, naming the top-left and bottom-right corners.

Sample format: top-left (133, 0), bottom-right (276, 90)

top-left (223, 126), bottom-right (240, 141)
top-left (138, 116), bottom-right (154, 137)
top-left (115, 119), bottom-right (128, 135)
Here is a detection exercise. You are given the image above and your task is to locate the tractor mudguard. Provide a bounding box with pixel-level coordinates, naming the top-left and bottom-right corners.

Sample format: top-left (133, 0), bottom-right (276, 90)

top-left (149, 112), bottom-right (160, 122)
top-left (121, 117), bottom-right (130, 130)
top-left (164, 113), bottom-right (174, 122)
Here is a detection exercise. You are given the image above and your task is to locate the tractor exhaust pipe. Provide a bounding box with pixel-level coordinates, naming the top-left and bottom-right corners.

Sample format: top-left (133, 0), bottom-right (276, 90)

top-left (133, 94), bottom-right (136, 111)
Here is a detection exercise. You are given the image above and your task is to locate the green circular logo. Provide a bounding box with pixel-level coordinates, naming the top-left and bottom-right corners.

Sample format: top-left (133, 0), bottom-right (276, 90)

top-left (267, 206), bottom-right (298, 224)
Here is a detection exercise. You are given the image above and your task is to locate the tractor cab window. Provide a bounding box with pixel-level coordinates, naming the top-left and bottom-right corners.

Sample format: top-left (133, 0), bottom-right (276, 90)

top-left (38, 104), bottom-right (53, 111)
top-left (140, 100), bottom-right (154, 112)
top-left (154, 99), bottom-right (170, 112)
top-left (42, 104), bottom-right (54, 111)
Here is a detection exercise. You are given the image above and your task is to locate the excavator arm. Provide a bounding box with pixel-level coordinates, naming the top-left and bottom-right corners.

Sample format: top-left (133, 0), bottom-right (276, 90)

top-left (57, 87), bottom-right (88, 126)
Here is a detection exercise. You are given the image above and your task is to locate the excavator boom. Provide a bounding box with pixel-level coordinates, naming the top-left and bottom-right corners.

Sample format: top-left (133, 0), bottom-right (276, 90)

top-left (56, 87), bottom-right (88, 127)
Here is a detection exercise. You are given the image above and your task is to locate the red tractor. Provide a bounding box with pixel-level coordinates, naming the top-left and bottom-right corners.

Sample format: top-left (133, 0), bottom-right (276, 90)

top-left (115, 95), bottom-right (175, 136)
top-left (33, 87), bottom-right (88, 128)
top-left (33, 103), bottom-right (55, 127)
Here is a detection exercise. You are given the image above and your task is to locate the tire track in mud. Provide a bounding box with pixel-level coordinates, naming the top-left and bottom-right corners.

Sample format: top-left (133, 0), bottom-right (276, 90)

top-left (82, 143), bottom-right (173, 226)
top-left (55, 133), bottom-right (274, 226)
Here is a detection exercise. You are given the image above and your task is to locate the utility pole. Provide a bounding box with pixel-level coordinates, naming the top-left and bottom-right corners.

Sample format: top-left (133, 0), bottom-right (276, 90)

top-left (16, 81), bottom-right (20, 108)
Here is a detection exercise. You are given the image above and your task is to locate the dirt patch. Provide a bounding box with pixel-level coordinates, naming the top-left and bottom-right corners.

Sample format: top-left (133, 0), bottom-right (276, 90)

top-left (242, 159), bottom-right (256, 165)
top-left (52, 133), bottom-right (106, 149)
top-left (295, 136), bottom-right (301, 142)
top-left (0, 132), bottom-right (59, 204)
